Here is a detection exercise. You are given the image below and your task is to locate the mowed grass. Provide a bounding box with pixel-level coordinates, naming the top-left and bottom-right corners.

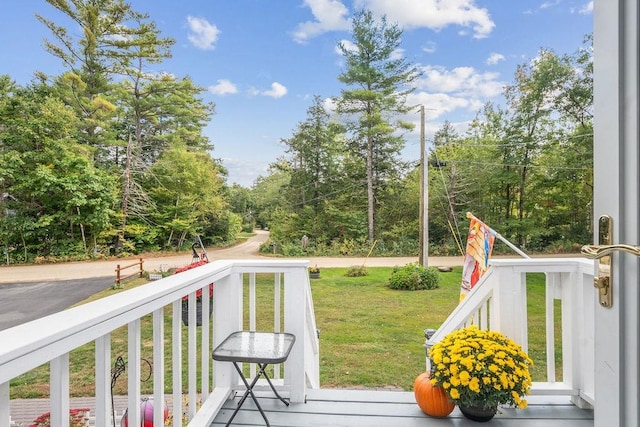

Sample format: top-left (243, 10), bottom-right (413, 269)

top-left (10, 267), bottom-right (558, 398)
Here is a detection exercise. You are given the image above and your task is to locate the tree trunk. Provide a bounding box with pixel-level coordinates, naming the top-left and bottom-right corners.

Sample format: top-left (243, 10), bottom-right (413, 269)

top-left (77, 206), bottom-right (87, 251)
top-left (118, 137), bottom-right (133, 253)
top-left (366, 136), bottom-right (375, 242)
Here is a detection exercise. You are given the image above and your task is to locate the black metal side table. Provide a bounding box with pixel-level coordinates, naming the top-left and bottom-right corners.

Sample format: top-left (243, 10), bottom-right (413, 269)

top-left (212, 331), bottom-right (296, 426)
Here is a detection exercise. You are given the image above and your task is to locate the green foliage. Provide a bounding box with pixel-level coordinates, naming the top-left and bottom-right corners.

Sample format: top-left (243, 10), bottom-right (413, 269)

top-left (252, 33), bottom-right (594, 257)
top-left (388, 263), bottom-right (440, 291)
top-left (0, 80), bottom-right (118, 262)
top-left (345, 265), bottom-right (369, 277)
top-left (0, 1), bottom-right (595, 261)
top-left (144, 146), bottom-right (228, 248)
top-left (335, 9), bottom-right (421, 242)
top-left (0, 0), bottom-right (238, 262)
top-left (252, 168), bottom-right (291, 230)
top-left (227, 184), bottom-right (256, 232)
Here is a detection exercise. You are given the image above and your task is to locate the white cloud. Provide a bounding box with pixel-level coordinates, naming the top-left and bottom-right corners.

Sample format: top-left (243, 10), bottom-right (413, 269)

top-left (223, 157), bottom-right (270, 187)
top-left (209, 79), bottom-right (238, 96)
top-left (292, 0), bottom-right (351, 44)
top-left (262, 82), bottom-right (288, 98)
top-left (422, 41), bottom-right (437, 54)
top-left (323, 96), bottom-right (338, 114)
top-left (356, 0), bottom-right (495, 39)
top-left (540, 0), bottom-right (561, 10)
top-left (335, 39), bottom-right (358, 55)
top-left (408, 92), bottom-right (471, 117)
top-left (486, 52), bottom-right (505, 65)
top-left (187, 16), bottom-right (220, 50)
top-left (390, 48), bottom-right (405, 61)
top-left (577, 1), bottom-right (593, 14)
top-left (401, 65), bottom-right (504, 126)
top-left (417, 65), bottom-right (504, 99)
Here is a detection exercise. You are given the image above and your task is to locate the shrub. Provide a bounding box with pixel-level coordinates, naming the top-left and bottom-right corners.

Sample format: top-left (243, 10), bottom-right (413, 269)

top-left (345, 265), bottom-right (369, 277)
top-left (388, 263), bottom-right (440, 291)
top-left (30, 408), bottom-right (90, 427)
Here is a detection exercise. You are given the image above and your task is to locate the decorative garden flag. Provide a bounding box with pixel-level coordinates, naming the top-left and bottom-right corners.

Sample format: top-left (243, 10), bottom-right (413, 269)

top-left (460, 214), bottom-right (496, 301)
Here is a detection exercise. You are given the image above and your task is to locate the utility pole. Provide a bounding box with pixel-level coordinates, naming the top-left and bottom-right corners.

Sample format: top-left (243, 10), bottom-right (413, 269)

top-left (418, 105), bottom-right (428, 266)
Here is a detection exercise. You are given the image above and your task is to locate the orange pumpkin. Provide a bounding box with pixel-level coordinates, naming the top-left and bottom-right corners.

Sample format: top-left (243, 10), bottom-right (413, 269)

top-left (413, 372), bottom-right (455, 417)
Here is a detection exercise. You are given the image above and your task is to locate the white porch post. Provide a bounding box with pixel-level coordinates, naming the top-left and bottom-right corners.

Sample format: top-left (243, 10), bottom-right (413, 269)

top-left (95, 335), bottom-right (112, 427)
top-left (213, 274), bottom-right (243, 389)
top-left (50, 354), bottom-right (70, 427)
top-left (0, 382), bottom-right (9, 427)
top-left (593, 0), bottom-right (639, 425)
top-left (284, 267), bottom-right (308, 403)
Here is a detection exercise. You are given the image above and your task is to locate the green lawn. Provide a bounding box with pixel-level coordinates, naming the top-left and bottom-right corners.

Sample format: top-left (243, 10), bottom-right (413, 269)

top-left (10, 267), bottom-right (557, 398)
top-left (310, 267), bottom-right (557, 389)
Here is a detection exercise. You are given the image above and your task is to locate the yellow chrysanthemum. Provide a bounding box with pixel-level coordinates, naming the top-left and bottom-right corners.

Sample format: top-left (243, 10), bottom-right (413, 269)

top-left (449, 388), bottom-right (460, 399)
top-left (500, 373), bottom-right (509, 388)
top-left (461, 357), bottom-right (474, 371)
top-left (428, 325), bottom-right (532, 410)
top-left (459, 370), bottom-right (471, 386)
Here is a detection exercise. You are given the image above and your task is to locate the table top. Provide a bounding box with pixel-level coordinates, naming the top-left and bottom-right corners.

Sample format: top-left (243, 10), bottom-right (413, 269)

top-left (212, 331), bottom-right (296, 364)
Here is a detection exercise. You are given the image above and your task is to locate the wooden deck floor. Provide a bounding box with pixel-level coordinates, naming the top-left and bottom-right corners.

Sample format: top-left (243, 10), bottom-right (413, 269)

top-left (211, 389), bottom-right (594, 426)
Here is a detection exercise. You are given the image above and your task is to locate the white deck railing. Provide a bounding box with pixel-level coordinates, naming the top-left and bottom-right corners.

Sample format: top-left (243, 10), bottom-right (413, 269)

top-left (0, 259), bottom-right (320, 427)
top-left (426, 258), bottom-right (595, 409)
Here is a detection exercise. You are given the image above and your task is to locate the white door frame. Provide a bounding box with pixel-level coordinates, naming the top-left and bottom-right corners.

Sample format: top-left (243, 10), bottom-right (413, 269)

top-left (593, 0), bottom-right (639, 425)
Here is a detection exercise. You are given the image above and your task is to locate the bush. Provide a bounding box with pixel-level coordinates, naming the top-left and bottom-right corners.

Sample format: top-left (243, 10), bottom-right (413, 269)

top-left (388, 263), bottom-right (440, 291)
top-left (345, 265), bottom-right (369, 277)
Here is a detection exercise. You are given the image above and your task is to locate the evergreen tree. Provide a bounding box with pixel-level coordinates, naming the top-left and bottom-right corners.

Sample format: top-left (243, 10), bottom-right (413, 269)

top-left (335, 9), bottom-right (420, 242)
top-left (282, 96), bottom-right (345, 215)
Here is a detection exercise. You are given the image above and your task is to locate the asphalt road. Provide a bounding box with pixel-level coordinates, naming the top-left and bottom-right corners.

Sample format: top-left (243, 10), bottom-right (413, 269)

top-left (0, 277), bottom-right (113, 331)
top-left (0, 230), bottom-right (461, 331)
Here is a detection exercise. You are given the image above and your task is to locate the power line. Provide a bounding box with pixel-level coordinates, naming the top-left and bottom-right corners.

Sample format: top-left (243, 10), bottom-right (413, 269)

top-left (445, 160), bottom-right (592, 171)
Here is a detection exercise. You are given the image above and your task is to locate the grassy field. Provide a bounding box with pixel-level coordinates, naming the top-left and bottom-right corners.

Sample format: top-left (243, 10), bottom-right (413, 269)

top-left (10, 267), bottom-right (558, 398)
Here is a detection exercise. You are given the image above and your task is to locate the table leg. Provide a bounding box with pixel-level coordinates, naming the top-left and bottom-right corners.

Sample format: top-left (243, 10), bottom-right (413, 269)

top-left (256, 363), bottom-right (290, 406)
top-left (226, 362), bottom-right (270, 426)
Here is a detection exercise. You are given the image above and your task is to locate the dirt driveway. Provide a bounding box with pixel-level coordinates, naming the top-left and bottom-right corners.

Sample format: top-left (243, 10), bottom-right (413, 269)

top-left (0, 230), bottom-right (461, 283)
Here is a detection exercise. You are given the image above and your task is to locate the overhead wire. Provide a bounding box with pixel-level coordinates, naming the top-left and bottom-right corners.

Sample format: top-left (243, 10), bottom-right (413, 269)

top-left (432, 150), bottom-right (465, 256)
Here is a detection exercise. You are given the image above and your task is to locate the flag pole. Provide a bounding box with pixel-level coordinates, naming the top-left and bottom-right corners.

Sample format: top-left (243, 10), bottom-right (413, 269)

top-left (466, 212), bottom-right (530, 259)
top-left (419, 105), bottom-right (428, 267)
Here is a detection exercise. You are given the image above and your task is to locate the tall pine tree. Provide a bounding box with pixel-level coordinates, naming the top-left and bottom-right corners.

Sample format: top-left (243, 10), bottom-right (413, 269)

top-left (335, 9), bottom-right (420, 242)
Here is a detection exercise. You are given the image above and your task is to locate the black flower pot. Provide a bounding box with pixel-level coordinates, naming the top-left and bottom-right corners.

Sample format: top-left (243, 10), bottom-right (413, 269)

top-left (181, 298), bottom-right (213, 326)
top-left (459, 405), bottom-right (497, 422)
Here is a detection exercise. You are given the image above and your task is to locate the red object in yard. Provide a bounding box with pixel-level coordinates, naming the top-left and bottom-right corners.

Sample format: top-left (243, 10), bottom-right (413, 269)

top-left (174, 259), bottom-right (214, 301)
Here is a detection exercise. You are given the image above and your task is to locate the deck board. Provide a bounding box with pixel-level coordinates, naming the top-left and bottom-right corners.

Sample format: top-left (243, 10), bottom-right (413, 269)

top-left (211, 389), bottom-right (594, 426)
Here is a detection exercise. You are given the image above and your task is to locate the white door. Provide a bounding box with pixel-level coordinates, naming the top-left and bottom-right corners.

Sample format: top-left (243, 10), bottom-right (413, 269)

top-left (593, 0), bottom-right (639, 425)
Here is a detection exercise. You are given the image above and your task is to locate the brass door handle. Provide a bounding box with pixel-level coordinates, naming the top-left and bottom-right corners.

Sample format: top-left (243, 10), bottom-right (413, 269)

top-left (581, 215), bottom-right (640, 308)
top-left (581, 244), bottom-right (640, 259)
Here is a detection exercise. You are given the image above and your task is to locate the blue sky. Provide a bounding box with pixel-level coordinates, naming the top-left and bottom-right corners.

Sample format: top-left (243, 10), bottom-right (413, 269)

top-left (1, 1), bottom-right (593, 187)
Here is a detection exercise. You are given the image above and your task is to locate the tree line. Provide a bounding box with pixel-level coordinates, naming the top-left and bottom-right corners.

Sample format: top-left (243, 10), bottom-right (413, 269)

top-left (0, 2), bottom-right (593, 263)
top-left (253, 14), bottom-right (593, 257)
top-left (0, 0), bottom-right (238, 263)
